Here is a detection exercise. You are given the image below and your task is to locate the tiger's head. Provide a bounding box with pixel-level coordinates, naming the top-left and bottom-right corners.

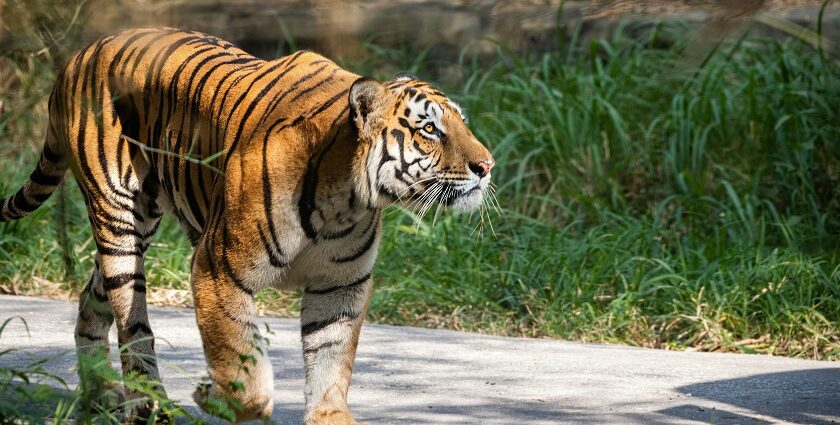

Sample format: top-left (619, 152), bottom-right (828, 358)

top-left (349, 73), bottom-right (494, 213)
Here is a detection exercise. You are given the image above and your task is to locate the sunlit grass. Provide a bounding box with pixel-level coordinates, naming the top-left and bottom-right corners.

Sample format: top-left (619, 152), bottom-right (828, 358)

top-left (371, 23), bottom-right (840, 359)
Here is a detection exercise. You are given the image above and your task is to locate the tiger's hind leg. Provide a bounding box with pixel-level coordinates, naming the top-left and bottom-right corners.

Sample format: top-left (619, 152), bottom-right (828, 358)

top-left (75, 258), bottom-right (126, 415)
top-left (75, 261), bottom-right (113, 358)
top-left (78, 173), bottom-right (169, 424)
top-left (63, 38), bottom-right (170, 422)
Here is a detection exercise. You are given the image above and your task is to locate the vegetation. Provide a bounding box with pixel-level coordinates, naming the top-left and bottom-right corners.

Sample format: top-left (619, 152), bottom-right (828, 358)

top-left (2, 6), bottom-right (839, 421)
top-left (365, 23), bottom-right (840, 359)
top-left (0, 316), bottom-right (213, 423)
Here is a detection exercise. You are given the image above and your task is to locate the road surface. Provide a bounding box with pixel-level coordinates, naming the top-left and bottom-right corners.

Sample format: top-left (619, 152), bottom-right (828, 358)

top-left (1, 295), bottom-right (838, 424)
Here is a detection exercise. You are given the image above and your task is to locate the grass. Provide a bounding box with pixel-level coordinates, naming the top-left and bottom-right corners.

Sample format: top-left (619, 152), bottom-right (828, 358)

top-left (372, 30), bottom-right (840, 359)
top-left (1, 0), bottom-right (839, 378)
top-left (364, 23), bottom-right (840, 360)
top-left (0, 316), bottom-right (212, 423)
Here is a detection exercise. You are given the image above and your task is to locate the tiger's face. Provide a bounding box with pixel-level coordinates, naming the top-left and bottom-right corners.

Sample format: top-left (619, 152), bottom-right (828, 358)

top-left (350, 73), bottom-right (494, 213)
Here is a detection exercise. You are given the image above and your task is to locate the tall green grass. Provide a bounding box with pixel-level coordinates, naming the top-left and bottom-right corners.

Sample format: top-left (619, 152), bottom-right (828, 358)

top-left (371, 23), bottom-right (840, 359)
top-left (1, 7), bottom-right (839, 361)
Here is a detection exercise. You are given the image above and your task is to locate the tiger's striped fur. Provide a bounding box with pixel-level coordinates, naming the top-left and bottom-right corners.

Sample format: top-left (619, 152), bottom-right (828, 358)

top-left (0, 28), bottom-right (494, 424)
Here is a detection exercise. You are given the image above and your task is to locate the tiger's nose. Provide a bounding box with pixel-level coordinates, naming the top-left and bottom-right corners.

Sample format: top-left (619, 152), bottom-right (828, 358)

top-left (468, 160), bottom-right (495, 178)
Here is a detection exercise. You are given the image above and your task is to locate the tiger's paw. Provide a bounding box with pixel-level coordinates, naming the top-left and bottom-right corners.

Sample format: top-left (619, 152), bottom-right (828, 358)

top-left (124, 397), bottom-right (173, 425)
top-left (192, 380), bottom-right (211, 407)
top-left (193, 379), bottom-right (273, 423)
top-left (305, 408), bottom-right (365, 425)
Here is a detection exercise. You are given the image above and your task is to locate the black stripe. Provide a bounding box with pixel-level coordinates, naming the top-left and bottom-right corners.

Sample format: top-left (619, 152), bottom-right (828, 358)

top-left (258, 225), bottom-right (288, 267)
top-left (304, 88), bottom-right (350, 121)
top-left (290, 68), bottom-right (341, 104)
top-left (305, 273), bottom-right (371, 295)
top-left (99, 221), bottom-right (144, 239)
top-left (297, 128), bottom-right (329, 240)
top-left (267, 88), bottom-right (349, 137)
top-left (183, 223), bottom-right (202, 246)
top-left (30, 192), bottom-right (52, 203)
top-left (183, 56), bottom-right (256, 218)
top-left (142, 33), bottom-right (197, 117)
top-left (76, 332), bottom-right (104, 341)
top-left (209, 62), bottom-right (263, 150)
top-left (165, 46), bottom-right (218, 195)
top-left (74, 42), bottom-right (136, 214)
top-left (220, 304), bottom-right (258, 330)
top-left (296, 106), bottom-right (351, 239)
top-left (93, 206), bottom-right (142, 231)
top-left (377, 129), bottom-right (396, 173)
top-left (202, 206), bottom-right (226, 281)
top-left (42, 144), bottom-right (63, 163)
top-left (139, 355), bottom-right (158, 368)
top-left (126, 321), bottom-right (153, 336)
top-left (333, 216), bottom-right (379, 263)
top-left (303, 340), bottom-right (341, 356)
top-left (221, 225), bottom-right (254, 295)
top-left (11, 189), bottom-right (39, 212)
top-left (260, 121), bottom-right (289, 263)
top-left (261, 61), bottom-right (330, 118)
top-left (94, 79), bottom-right (133, 200)
top-left (144, 218), bottom-right (162, 239)
top-left (301, 311), bottom-right (358, 336)
top-left (68, 41), bottom-right (95, 123)
top-left (145, 35), bottom-right (199, 192)
top-left (223, 50), bottom-right (308, 169)
top-left (103, 272), bottom-right (145, 291)
top-left (182, 176), bottom-right (207, 231)
top-left (398, 118), bottom-right (413, 131)
top-left (108, 30), bottom-right (155, 79)
top-left (322, 222), bottom-right (356, 240)
top-left (96, 244), bottom-right (142, 257)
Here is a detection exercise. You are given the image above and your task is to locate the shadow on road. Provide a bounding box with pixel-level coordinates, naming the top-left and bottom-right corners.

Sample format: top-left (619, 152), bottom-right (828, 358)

top-left (660, 368), bottom-right (840, 424)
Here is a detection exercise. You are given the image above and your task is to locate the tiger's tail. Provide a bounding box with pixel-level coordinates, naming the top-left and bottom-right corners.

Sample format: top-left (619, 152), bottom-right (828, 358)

top-left (0, 123), bottom-right (68, 222)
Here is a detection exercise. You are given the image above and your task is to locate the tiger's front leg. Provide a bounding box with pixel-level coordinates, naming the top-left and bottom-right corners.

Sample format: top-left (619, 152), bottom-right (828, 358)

top-left (190, 231), bottom-right (274, 422)
top-left (300, 274), bottom-right (373, 425)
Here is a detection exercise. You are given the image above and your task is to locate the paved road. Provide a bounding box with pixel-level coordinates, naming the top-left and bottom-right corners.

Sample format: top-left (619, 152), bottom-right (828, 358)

top-left (1, 295), bottom-right (838, 424)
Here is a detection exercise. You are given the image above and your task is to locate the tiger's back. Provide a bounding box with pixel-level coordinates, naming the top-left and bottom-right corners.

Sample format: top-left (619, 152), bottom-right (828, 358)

top-left (55, 28), bottom-right (357, 242)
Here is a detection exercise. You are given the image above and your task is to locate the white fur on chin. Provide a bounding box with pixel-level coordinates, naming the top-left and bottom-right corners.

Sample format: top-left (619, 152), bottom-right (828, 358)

top-left (449, 177), bottom-right (489, 212)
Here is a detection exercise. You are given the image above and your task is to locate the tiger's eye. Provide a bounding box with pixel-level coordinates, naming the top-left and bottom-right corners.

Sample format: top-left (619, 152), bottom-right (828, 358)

top-left (424, 123), bottom-right (435, 133)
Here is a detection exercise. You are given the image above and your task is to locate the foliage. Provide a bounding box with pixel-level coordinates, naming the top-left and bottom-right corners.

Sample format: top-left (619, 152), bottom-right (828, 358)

top-left (0, 316), bottom-right (208, 423)
top-left (369, 20), bottom-right (840, 358)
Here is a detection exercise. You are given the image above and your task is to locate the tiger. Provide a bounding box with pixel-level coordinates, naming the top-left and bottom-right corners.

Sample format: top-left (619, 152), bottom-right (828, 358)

top-left (0, 27), bottom-right (494, 424)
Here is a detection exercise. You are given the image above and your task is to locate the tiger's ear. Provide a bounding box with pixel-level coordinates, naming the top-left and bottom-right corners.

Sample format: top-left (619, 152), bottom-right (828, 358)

top-left (393, 71), bottom-right (418, 82)
top-left (349, 77), bottom-right (384, 129)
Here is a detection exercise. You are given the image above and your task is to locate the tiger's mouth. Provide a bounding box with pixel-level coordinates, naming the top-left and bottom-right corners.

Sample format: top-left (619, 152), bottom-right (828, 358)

top-left (447, 180), bottom-right (489, 212)
top-left (404, 176), bottom-right (489, 213)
